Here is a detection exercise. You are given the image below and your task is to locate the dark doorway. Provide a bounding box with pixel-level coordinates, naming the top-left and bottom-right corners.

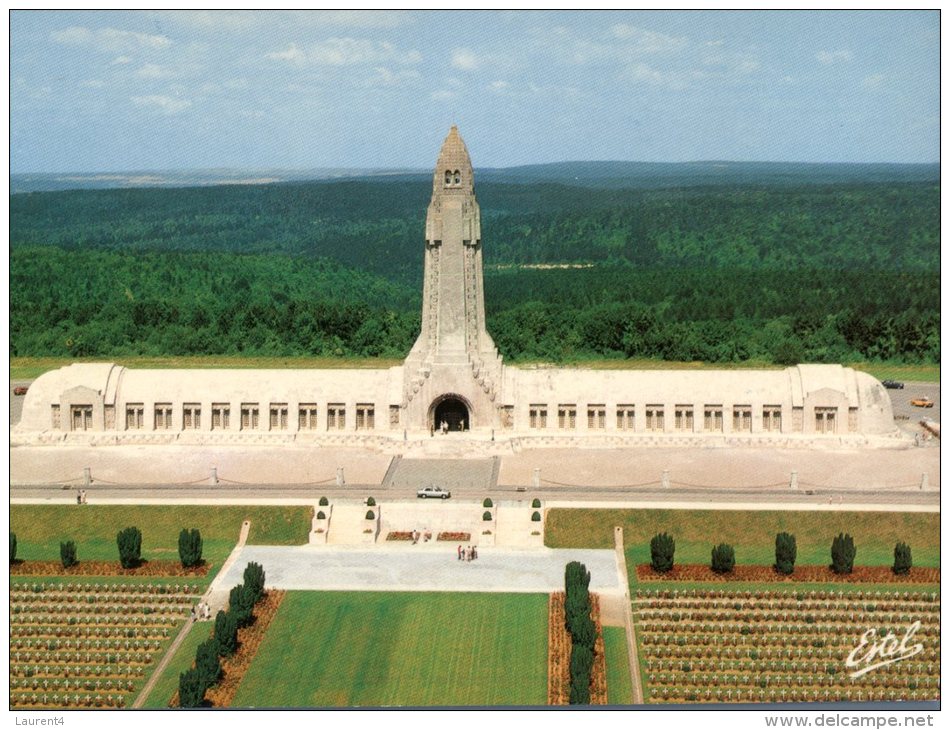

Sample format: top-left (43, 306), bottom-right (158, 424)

top-left (433, 397), bottom-right (469, 432)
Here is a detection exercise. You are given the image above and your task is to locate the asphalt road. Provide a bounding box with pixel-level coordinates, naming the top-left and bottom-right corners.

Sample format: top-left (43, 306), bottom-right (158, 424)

top-left (9, 482), bottom-right (938, 507)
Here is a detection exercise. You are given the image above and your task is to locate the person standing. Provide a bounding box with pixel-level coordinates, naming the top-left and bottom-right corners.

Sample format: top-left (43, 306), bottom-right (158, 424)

top-left (472, 545), bottom-right (477, 561)
top-left (457, 544), bottom-right (462, 561)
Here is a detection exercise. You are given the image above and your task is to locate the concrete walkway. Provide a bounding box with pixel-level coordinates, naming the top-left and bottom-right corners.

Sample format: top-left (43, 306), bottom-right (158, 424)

top-left (215, 545), bottom-right (621, 594)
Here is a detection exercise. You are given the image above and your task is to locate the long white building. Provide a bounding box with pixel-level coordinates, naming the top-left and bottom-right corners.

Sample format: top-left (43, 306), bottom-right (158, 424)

top-left (16, 127), bottom-right (899, 447)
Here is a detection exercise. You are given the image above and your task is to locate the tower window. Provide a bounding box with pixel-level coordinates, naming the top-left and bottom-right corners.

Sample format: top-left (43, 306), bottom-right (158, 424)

top-left (453, 169), bottom-right (461, 184)
top-left (444, 170), bottom-right (452, 185)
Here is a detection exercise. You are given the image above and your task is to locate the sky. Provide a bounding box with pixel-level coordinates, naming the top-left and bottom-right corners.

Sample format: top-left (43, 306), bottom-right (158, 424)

top-left (9, 9), bottom-right (940, 173)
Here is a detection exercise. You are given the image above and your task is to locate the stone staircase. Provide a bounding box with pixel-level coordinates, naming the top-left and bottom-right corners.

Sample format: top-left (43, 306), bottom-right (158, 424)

top-left (326, 502), bottom-right (379, 545)
top-left (496, 499), bottom-right (545, 548)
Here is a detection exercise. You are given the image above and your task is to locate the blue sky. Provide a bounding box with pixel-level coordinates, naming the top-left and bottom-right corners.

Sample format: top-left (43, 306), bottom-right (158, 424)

top-left (9, 9), bottom-right (939, 172)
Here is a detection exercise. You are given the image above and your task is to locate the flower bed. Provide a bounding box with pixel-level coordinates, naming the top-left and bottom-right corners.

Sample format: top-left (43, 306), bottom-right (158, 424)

top-left (437, 532), bottom-right (470, 541)
top-left (11, 561), bottom-right (210, 578)
top-left (636, 564), bottom-right (939, 584)
top-left (386, 532), bottom-right (414, 541)
top-left (547, 592), bottom-right (570, 705)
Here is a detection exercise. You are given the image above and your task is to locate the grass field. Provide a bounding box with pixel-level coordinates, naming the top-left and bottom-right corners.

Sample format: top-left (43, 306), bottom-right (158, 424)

top-left (546, 509), bottom-right (940, 569)
top-left (140, 621), bottom-right (211, 708)
top-left (10, 505), bottom-right (311, 568)
top-left (602, 626), bottom-right (634, 705)
top-left (232, 592), bottom-right (548, 707)
top-left (12, 356), bottom-right (937, 383)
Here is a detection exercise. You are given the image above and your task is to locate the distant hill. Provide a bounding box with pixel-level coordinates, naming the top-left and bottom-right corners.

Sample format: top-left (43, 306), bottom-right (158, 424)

top-left (11, 160), bottom-right (938, 194)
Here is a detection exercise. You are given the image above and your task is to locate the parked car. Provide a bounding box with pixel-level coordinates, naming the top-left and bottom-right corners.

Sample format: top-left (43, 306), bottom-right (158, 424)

top-left (13, 386), bottom-right (28, 396)
top-left (911, 397), bottom-right (934, 408)
top-left (417, 485), bottom-right (451, 499)
top-left (882, 380), bottom-right (904, 389)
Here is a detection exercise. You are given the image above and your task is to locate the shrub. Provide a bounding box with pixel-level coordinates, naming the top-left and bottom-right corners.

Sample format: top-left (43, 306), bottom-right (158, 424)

top-left (243, 561), bottom-right (266, 603)
top-left (893, 542), bottom-right (912, 575)
top-left (531, 498), bottom-right (541, 508)
top-left (178, 667), bottom-right (206, 708)
top-left (483, 497), bottom-right (493, 508)
top-left (365, 510), bottom-right (376, 520)
top-left (319, 496), bottom-right (329, 506)
top-left (830, 533), bottom-right (856, 574)
top-left (366, 496), bottom-right (376, 507)
top-left (229, 584), bottom-right (256, 627)
top-left (116, 527), bottom-right (142, 569)
top-left (650, 532), bottom-right (675, 573)
top-left (316, 510), bottom-right (326, 520)
top-left (774, 532), bottom-right (797, 575)
top-left (568, 643), bottom-right (593, 705)
top-left (711, 544), bottom-right (735, 574)
top-left (59, 540), bottom-right (78, 569)
top-left (531, 511), bottom-right (541, 522)
top-left (482, 511), bottom-right (492, 521)
top-left (178, 528), bottom-right (203, 568)
top-left (10, 532), bottom-right (16, 563)
top-left (194, 638), bottom-right (222, 687)
top-left (214, 610), bottom-right (238, 656)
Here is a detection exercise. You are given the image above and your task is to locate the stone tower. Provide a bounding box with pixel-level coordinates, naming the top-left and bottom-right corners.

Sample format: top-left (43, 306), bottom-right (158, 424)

top-left (403, 126), bottom-right (504, 430)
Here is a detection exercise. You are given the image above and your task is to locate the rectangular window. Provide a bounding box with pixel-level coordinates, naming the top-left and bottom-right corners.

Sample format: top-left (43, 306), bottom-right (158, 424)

top-left (327, 403), bottom-right (346, 430)
top-left (616, 405), bottom-right (635, 431)
top-left (587, 405), bottom-right (606, 429)
top-left (356, 403), bottom-right (375, 430)
top-left (154, 403), bottom-right (173, 430)
top-left (270, 404), bottom-right (288, 430)
top-left (389, 405), bottom-right (401, 429)
top-left (183, 403), bottom-right (201, 430)
top-left (125, 403), bottom-right (144, 430)
top-left (733, 405), bottom-right (752, 432)
top-left (558, 404), bottom-right (577, 429)
top-left (211, 403), bottom-right (230, 430)
top-left (646, 405), bottom-right (664, 432)
top-left (51, 404), bottom-right (61, 430)
top-left (71, 405), bottom-right (93, 431)
top-left (298, 404), bottom-right (318, 430)
top-left (240, 403), bottom-right (260, 430)
top-left (704, 405), bottom-right (723, 432)
top-left (529, 404), bottom-right (547, 429)
top-left (763, 406), bottom-right (782, 432)
top-left (674, 405), bottom-right (694, 431)
top-left (815, 406), bottom-right (837, 434)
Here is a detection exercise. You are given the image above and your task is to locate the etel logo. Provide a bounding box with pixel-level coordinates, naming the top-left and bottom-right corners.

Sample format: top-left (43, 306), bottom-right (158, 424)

top-left (845, 621), bottom-right (924, 678)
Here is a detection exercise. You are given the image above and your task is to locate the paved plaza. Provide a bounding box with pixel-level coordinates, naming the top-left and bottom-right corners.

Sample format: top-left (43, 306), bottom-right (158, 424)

top-left (216, 545), bottom-right (622, 594)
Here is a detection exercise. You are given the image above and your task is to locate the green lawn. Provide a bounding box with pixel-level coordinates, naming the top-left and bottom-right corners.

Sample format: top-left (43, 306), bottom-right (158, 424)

top-left (10, 505), bottom-right (311, 569)
top-left (139, 620), bottom-right (212, 708)
top-left (547, 508), bottom-right (939, 568)
top-left (602, 626), bottom-right (634, 705)
top-left (232, 592), bottom-right (548, 707)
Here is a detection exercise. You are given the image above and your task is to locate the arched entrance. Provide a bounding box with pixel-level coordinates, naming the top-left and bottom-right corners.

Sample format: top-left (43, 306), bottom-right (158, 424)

top-left (430, 394), bottom-right (471, 432)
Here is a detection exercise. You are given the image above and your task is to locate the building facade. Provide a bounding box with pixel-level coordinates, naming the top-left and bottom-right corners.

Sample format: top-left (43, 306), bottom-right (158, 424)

top-left (16, 127), bottom-right (899, 446)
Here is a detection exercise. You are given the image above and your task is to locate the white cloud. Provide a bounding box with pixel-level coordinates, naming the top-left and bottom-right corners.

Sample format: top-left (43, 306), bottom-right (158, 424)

top-left (451, 48), bottom-right (479, 71)
top-left (623, 62), bottom-right (687, 90)
top-left (430, 89), bottom-right (456, 101)
top-left (608, 24), bottom-right (687, 54)
top-left (488, 80), bottom-right (509, 93)
top-left (266, 38), bottom-right (420, 66)
top-left (156, 9), bottom-right (408, 30)
top-left (80, 79), bottom-right (105, 88)
top-left (816, 49), bottom-right (853, 65)
top-left (861, 73), bottom-right (888, 88)
top-left (52, 26), bottom-right (172, 52)
top-left (367, 66), bottom-right (420, 86)
top-left (111, 56), bottom-right (133, 65)
top-left (136, 64), bottom-right (172, 79)
top-left (265, 43), bottom-right (307, 64)
top-left (131, 94), bottom-right (191, 114)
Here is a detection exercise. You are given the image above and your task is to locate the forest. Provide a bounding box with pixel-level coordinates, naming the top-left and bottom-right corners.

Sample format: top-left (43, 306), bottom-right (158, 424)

top-left (9, 170), bottom-right (940, 366)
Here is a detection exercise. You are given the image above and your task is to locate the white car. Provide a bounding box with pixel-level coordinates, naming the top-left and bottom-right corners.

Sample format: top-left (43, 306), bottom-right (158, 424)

top-left (417, 485), bottom-right (451, 499)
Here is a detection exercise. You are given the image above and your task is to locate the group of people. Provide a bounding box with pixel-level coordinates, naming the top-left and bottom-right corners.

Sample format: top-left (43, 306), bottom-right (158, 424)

top-left (75, 490), bottom-right (87, 504)
top-left (190, 602), bottom-right (212, 621)
top-left (411, 529), bottom-right (432, 544)
top-left (457, 544), bottom-right (478, 562)
top-left (430, 419), bottom-right (467, 436)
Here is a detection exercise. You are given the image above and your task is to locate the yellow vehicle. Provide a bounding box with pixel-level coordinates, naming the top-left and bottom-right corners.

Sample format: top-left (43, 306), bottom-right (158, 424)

top-left (911, 397), bottom-right (934, 408)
